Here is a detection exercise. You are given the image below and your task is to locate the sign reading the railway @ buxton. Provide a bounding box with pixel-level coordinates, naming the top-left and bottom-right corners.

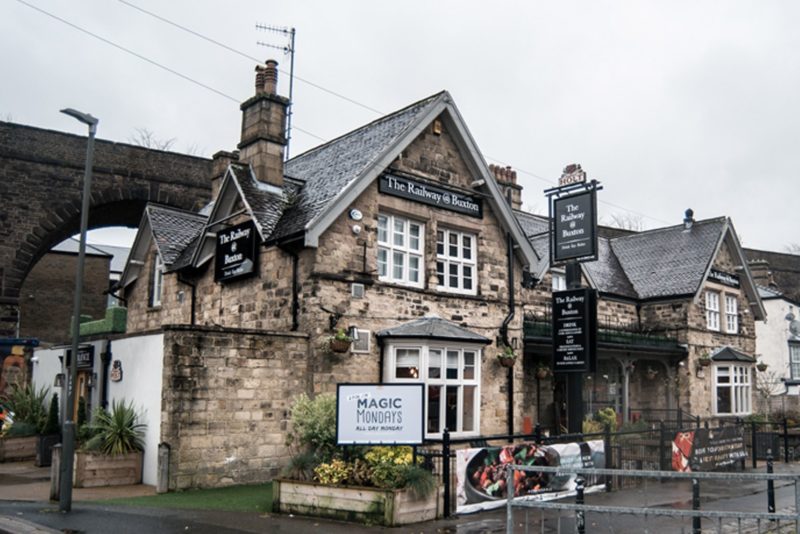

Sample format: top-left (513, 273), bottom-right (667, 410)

top-left (552, 288), bottom-right (597, 373)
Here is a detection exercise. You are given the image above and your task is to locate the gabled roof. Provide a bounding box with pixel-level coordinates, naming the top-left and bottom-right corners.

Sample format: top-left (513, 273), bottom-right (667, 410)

top-left (376, 316), bottom-right (491, 344)
top-left (523, 215), bottom-right (765, 317)
top-left (268, 91), bottom-right (540, 273)
top-left (119, 204), bottom-right (206, 288)
top-left (744, 248), bottom-right (800, 302)
top-left (610, 218), bottom-right (726, 299)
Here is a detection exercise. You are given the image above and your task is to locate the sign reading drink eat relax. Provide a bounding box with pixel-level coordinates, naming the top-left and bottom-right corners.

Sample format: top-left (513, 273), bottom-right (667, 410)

top-left (336, 383), bottom-right (424, 445)
top-left (552, 288), bottom-right (597, 373)
top-left (379, 173), bottom-right (483, 218)
top-left (215, 220), bottom-right (258, 282)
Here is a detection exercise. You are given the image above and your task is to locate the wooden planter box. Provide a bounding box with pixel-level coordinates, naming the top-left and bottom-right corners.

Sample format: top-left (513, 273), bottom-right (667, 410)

top-left (273, 479), bottom-right (443, 526)
top-left (0, 435), bottom-right (37, 462)
top-left (74, 450), bottom-right (143, 488)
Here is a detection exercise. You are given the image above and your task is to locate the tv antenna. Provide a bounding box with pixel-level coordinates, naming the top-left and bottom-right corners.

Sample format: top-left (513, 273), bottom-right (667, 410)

top-left (256, 24), bottom-right (296, 160)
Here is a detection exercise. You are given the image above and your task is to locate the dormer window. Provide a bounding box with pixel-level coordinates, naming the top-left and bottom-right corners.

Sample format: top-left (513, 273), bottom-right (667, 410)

top-left (150, 254), bottom-right (164, 307)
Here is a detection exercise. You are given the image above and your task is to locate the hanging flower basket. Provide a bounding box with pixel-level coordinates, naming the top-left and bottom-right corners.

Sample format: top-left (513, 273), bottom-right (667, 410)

top-left (756, 362), bottom-right (768, 372)
top-left (498, 356), bottom-right (516, 368)
top-left (698, 356), bottom-right (712, 367)
top-left (497, 345), bottom-right (516, 368)
top-left (328, 329), bottom-right (353, 353)
top-left (329, 338), bottom-right (351, 353)
top-left (535, 367), bottom-right (549, 380)
top-left (645, 367), bottom-right (659, 381)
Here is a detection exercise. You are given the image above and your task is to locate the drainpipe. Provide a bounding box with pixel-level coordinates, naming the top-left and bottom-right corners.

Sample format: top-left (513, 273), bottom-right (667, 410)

top-left (290, 251), bottom-right (299, 331)
top-left (177, 274), bottom-right (196, 326)
top-left (501, 231), bottom-right (516, 437)
top-left (100, 340), bottom-right (112, 410)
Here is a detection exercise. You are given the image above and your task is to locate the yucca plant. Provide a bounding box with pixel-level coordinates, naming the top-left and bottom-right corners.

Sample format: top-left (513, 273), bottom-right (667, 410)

top-left (6, 383), bottom-right (48, 431)
top-left (84, 399), bottom-right (146, 455)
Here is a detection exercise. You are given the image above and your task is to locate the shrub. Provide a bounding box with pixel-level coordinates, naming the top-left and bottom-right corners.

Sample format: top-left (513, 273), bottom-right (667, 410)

top-left (595, 407), bottom-right (618, 430)
top-left (6, 383), bottom-right (48, 430)
top-left (314, 458), bottom-right (351, 485)
top-left (286, 393), bottom-right (337, 463)
top-left (83, 400), bottom-right (146, 455)
top-left (5, 421), bottom-right (37, 437)
top-left (40, 393), bottom-right (60, 435)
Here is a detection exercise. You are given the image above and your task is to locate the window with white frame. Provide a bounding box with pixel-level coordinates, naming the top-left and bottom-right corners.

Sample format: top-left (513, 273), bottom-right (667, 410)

top-left (714, 364), bottom-right (751, 416)
top-left (436, 228), bottom-right (477, 295)
top-left (725, 295), bottom-right (738, 334)
top-left (377, 214), bottom-right (424, 288)
top-left (551, 271), bottom-right (566, 291)
top-left (790, 342), bottom-right (800, 379)
top-left (386, 342), bottom-right (481, 437)
top-left (150, 254), bottom-right (164, 307)
top-left (706, 291), bottom-right (720, 331)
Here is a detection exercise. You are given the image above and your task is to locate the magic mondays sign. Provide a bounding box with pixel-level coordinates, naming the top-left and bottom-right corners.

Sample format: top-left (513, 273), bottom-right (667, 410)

top-left (215, 220), bottom-right (259, 282)
top-left (378, 174), bottom-right (483, 218)
top-left (336, 383), bottom-right (424, 445)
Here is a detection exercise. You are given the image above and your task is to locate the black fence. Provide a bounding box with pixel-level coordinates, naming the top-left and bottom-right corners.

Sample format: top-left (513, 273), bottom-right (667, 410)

top-left (418, 418), bottom-right (800, 517)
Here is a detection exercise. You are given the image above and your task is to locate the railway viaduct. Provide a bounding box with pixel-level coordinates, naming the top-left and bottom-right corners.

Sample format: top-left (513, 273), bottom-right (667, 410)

top-left (0, 121), bottom-right (213, 338)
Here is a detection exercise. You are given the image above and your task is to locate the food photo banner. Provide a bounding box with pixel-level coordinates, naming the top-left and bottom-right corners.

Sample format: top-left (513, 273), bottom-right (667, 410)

top-left (672, 427), bottom-right (747, 472)
top-left (336, 383), bottom-right (424, 445)
top-left (456, 440), bottom-right (605, 514)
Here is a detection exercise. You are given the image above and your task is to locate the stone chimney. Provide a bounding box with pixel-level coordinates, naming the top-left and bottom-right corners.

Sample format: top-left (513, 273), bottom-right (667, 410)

top-left (238, 59), bottom-right (288, 188)
top-left (210, 150), bottom-right (239, 198)
top-left (489, 164), bottom-right (522, 210)
top-left (748, 259), bottom-right (776, 288)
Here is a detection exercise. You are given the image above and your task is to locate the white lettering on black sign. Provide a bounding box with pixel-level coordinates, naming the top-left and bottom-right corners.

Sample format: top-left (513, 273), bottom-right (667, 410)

top-left (215, 220), bottom-right (258, 282)
top-left (379, 174), bottom-right (483, 218)
top-left (552, 190), bottom-right (597, 262)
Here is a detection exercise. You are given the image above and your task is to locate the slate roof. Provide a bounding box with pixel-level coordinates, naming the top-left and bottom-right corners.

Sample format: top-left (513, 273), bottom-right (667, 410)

top-left (710, 345), bottom-right (755, 363)
top-left (515, 211), bottom-right (549, 237)
top-left (146, 205), bottom-right (207, 269)
top-left (609, 218), bottom-right (726, 299)
top-left (524, 217), bottom-right (731, 301)
top-left (227, 164), bottom-right (297, 240)
top-left (376, 316), bottom-right (491, 344)
top-left (271, 92), bottom-right (446, 241)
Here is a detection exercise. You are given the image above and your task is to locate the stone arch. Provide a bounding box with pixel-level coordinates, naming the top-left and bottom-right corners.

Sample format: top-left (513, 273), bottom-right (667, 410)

top-left (0, 120), bottom-right (214, 336)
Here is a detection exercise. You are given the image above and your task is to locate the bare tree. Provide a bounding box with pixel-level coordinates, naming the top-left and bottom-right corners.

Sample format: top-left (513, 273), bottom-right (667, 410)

top-left (755, 370), bottom-right (784, 418)
top-left (785, 243), bottom-right (800, 255)
top-left (128, 128), bottom-right (176, 151)
top-left (1, 113), bottom-right (12, 121)
top-left (605, 213), bottom-right (645, 231)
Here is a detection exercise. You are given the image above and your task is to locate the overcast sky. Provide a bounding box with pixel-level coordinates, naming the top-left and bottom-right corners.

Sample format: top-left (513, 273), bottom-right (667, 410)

top-left (2, 0), bottom-right (798, 252)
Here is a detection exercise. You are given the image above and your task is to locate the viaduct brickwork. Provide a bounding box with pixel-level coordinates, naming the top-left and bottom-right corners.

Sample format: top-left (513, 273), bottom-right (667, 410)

top-left (0, 121), bottom-right (213, 337)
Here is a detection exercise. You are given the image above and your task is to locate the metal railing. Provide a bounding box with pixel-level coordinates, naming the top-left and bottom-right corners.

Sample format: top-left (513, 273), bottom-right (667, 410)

top-left (506, 463), bottom-right (800, 534)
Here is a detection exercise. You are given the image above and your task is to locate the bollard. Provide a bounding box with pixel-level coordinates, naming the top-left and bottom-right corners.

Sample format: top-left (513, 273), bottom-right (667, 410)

top-left (604, 424), bottom-right (613, 492)
top-left (534, 422), bottom-right (542, 444)
top-left (576, 476), bottom-right (586, 534)
top-left (692, 470), bottom-right (701, 534)
top-left (752, 421), bottom-right (758, 469)
top-left (157, 442), bottom-right (171, 494)
top-left (50, 444), bottom-right (61, 501)
top-left (767, 450), bottom-right (775, 514)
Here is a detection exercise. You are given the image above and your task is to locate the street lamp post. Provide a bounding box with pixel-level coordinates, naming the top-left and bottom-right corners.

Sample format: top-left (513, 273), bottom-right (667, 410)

top-left (59, 108), bottom-right (98, 513)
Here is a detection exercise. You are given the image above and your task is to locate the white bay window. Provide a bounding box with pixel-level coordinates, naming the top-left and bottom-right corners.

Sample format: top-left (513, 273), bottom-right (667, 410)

top-left (385, 342), bottom-right (481, 437)
top-left (714, 364), bottom-right (751, 416)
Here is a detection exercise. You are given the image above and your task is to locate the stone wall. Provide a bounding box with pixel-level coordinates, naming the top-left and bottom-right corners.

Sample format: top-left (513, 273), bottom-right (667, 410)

top-left (161, 325), bottom-right (309, 489)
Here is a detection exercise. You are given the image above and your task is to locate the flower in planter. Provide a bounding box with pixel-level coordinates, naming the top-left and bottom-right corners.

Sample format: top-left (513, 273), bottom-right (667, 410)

top-left (497, 345), bottom-right (516, 368)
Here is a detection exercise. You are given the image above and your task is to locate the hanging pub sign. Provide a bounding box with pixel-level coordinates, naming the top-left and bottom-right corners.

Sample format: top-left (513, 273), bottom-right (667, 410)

top-left (378, 173), bottom-right (483, 219)
top-left (215, 220), bottom-right (259, 282)
top-left (550, 189), bottom-right (598, 263)
top-left (336, 383), bottom-right (424, 445)
top-left (65, 345), bottom-right (94, 370)
top-left (552, 288), bottom-right (597, 373)
top-left (708, 269), bottom-right (740, 289)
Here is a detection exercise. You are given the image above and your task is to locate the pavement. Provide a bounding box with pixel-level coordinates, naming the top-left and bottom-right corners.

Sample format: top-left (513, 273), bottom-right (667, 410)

top-left (0, 460), bottom-right (798, 533)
